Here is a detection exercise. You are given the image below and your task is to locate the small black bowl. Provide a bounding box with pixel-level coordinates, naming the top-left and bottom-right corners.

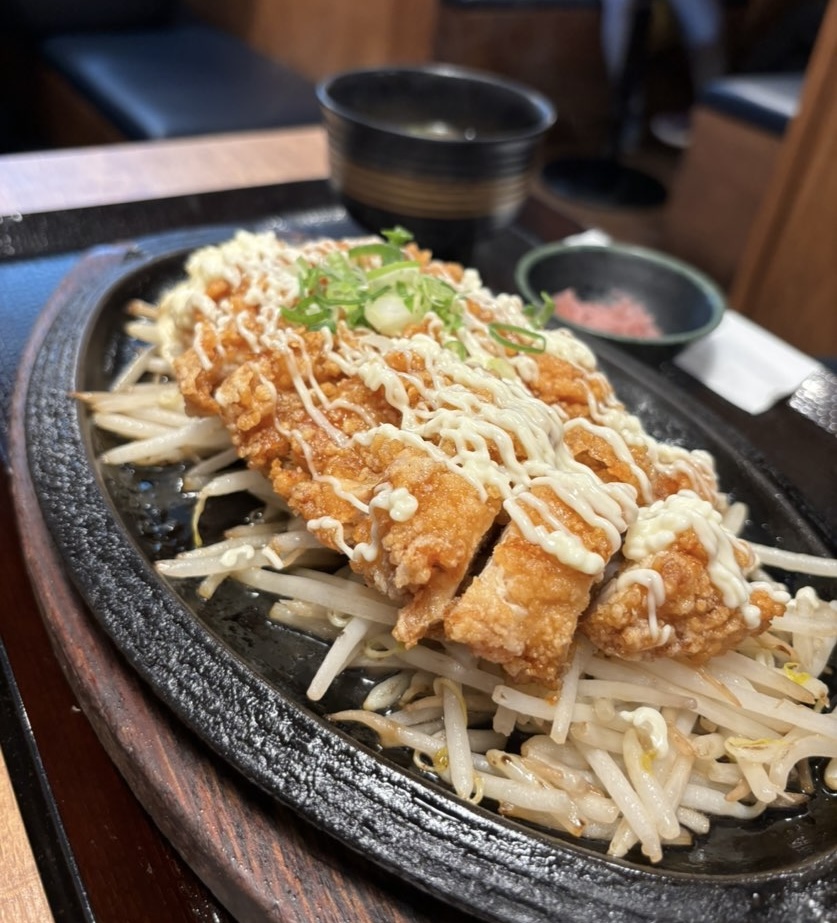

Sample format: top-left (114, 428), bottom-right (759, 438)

top-left (316, 64), bottom-right (556, 259)
top-left (515, 240), bottom-right (726, 362)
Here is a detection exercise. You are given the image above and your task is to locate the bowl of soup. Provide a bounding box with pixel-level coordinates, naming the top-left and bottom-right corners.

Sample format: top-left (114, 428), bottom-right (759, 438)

top-left (317, 64), bottom-right (556, 259)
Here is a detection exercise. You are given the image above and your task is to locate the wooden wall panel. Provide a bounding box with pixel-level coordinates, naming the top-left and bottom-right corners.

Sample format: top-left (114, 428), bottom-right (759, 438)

top-left (36, 66), bottom-right (127, 148)
top-left (184, 1), bottom-right (609, 152)
top-left (433, 6), bottom-right (608, 152)
top-left (730, 0), bottom-right (837, 357)
top-left (663, 109), bottom-right (783, 289)
top-left (185, 0), bottom-right (439, 79)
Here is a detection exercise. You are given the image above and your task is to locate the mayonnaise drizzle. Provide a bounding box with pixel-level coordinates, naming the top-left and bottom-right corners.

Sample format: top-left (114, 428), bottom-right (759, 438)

top-left (370, 484), bottom-right (419, 523)
top-left (623, 491), bottom-right (778, 628)
top-left (158, 231), bottom-right (744, 584)
top-left (619, 706), bottom-right (670, 758)
top-left (565, 416), bottom-right (654, 505)
top-left (614, 567), bottom-right (672, 646)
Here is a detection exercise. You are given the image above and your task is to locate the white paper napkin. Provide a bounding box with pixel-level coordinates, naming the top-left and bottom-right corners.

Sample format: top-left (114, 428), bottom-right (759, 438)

top-left (674, 310), bottom-right (822, 415)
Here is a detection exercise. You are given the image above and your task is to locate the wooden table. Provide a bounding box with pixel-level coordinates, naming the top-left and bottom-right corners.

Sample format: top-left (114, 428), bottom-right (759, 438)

top-left (0, 125), bottom-right (329, 215)
top-left (1, 125), bottom-right (834, 923)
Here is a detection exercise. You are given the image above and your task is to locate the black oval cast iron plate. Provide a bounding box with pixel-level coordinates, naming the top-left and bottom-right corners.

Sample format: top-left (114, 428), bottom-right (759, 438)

top-left (21, 218), bottom-right (837, 923)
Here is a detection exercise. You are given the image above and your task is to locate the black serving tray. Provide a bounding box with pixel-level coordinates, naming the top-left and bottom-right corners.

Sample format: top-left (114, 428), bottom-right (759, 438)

top-left (4, 180), bottom-right (837, 922)
top-left (13, 203), bottom-right (837, 923)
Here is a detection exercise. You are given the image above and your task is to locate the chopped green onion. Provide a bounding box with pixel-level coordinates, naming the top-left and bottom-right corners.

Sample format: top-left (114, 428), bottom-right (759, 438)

top-left (443, 339), bottom-right (467, 360)
top-left (487, 322), bottom-right (546, 354)
top-left (523, 291), bottom-right (556, 328)
top-left (366, 259), bottom-right (421, 281)
top-left (283, 228), bottom-right (464, 336)
top-left (347, 242), bottom-right (405, 265)
top-left (281, 297), bottom-right (335, 330)
top-left (420, 276), bottom-right (462, 330)
top-left (366, 292), bottom-right (415, 335)
top-left (320, 283), bottom-right (365, 306)
top-left (486, 356), bottom-right (516, 378)
top-left (343, 301), bottom-right (367, 329)
top-left (382, 226), bottom-right (414, 247)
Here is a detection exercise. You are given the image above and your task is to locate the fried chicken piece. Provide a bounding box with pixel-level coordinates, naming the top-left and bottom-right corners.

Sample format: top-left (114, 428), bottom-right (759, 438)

top-left (375, 446), bottom-right (501, 642)
top-left (209, 332), bottom-right (502, 624)
top-left (563, 419), bottom-right (720, 506)
top-left (580, 494), bottom-right (787, 662)
top-left (208, 333), bottom-right (391, 544)
top-left (442, 482), bottom-right (619, 688)
top-left (563, 420), bottom-right (653, 503)
top-left (171, 289), bottom-right (266, 417)
top-left (525, 351), bottom-right (617, 421)
top-left (525, 352), bottom-right (721, 507)
top-left (164, 232), bottom-right (763, 692)
top-left (163, 232), bottom-right (364, 415)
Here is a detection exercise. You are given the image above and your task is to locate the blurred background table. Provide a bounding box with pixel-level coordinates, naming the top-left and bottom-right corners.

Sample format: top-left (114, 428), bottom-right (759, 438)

top-left (0, 124), bottom-right (328, 215)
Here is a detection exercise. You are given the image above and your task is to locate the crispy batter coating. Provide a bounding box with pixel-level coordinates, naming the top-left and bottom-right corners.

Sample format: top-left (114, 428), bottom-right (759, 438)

top-left (172, 290), bottom-right (263, 416)
top-left (563, 423), bottom-right (652, 501)
top-left (527, 352), bottom-right (617, 420)
top-left (444, 483), bottom-right (615, 688)
top-left (581, 529), bottom-right (784, 663)
top-left (563, 422), bottom-right (718, 506)
top-left (381, 447), bottom-right (501, 642)
top-left (163, 235), bottom-right (779, 690)
top-left (200, 330), bottom-right (503, 630)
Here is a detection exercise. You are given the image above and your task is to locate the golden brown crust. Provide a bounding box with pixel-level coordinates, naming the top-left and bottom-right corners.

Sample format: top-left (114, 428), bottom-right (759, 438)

top-left (162, 236), bottom-right (776, 690)
top-left (443, 483), bottom-right (614, 688)
top-left (581, 530), bottom-right (784, 663)
top-left (527, 352), bottom-right (617, 420)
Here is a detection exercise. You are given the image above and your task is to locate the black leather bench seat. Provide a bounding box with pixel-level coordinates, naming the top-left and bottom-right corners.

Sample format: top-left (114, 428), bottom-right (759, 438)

top-left (700, 73), bottom-right (804, 136)
top-left (40, 22), bottom-right (320, 140)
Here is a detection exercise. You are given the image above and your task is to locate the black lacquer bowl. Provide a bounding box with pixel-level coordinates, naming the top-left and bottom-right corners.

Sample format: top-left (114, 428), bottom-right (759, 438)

top-left (20, 224), bottom-right (837, 923)
top-left (317, 64), bottom-right (556, 259)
